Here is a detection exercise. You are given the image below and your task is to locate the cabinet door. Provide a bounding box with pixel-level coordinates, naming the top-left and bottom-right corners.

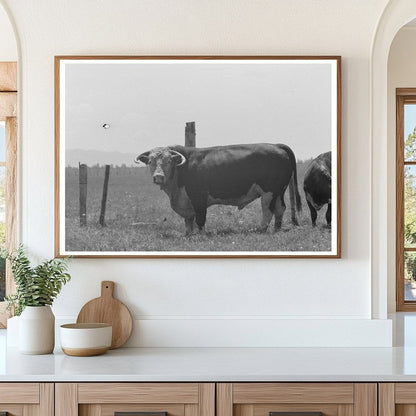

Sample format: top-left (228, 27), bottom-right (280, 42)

top-left (55, 383), bottom-right (215, 416)
top-left (217, 383), bottom-right (377, 416)
top-left (379, 383), bottom-right (416, 416)
top-left (0, 383), bottom-right (53, 416)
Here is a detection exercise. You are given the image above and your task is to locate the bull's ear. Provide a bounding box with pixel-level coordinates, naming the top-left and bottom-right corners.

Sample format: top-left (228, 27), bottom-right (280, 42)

top-left (135, 151), bottom-right (151, 165)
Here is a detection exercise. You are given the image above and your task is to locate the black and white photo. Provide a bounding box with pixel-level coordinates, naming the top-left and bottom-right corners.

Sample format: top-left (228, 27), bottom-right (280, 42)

top-left (55, 56), bottom-right (341, 257)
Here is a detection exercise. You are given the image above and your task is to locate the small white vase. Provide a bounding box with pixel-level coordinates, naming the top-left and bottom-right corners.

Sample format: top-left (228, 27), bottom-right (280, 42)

top-left (6, 315), bottom-right (20, 347)
top-left (19, 306), bottom-right (55, 354)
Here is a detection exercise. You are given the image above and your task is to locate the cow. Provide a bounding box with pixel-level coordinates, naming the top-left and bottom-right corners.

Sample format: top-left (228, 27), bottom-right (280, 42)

top-left (135, 143), bottom-right (302, 235)
top-left (303, 151), bottom-right (332, 227)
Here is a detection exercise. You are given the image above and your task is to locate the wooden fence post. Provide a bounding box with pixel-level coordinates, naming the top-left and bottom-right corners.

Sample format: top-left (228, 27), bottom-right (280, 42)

top-left (99, 164), bottom-right (111, 226)
top-left (79, 163), bottom-right (87, 226)
top-left (185, 121), bottom-right (196, 147)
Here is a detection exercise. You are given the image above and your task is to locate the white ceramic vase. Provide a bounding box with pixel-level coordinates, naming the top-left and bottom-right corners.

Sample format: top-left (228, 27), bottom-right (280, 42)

top-left (19, 306), bottom-right (55, 354)
top-left (6, 315), bottom-right (20, 347)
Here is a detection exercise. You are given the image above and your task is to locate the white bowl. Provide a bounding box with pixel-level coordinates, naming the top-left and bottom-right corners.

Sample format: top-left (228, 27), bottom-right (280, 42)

top-left (60, 323), bottom-right (112, 356)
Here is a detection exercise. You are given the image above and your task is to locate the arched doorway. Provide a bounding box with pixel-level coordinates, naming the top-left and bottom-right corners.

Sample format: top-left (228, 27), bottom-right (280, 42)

top-left (371, 1), bottom-right (416, 318)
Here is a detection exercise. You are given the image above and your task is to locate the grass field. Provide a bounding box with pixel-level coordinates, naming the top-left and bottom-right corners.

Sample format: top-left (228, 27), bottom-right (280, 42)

top-left (64, 162), bottom-right (332, 252)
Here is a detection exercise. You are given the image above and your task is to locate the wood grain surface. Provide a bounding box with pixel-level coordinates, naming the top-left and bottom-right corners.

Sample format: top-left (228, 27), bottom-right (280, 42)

top-left (77, 383), bottom-right (199, 404)
top-left (0, 383), bottom-right (39, 404)
top-left (379, 383), bottom-right (395, 416)
top-left (0, 62), bottom-right (17, 92)
top-left (76, 281), bottom-right (133, 348)
top-left (217, 384), bottom-right (233, 416)
top-left (55, 383), bottom-right (78, 416)
top-left (354, 383), bottom-right (377, 416)
top-left (0, 61), bottom-right (17, 328)
top-left (233, 383), bottom-right (354, 404)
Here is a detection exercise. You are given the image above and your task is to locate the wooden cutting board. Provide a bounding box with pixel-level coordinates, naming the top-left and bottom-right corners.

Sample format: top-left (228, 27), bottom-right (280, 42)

top-left (76, 281), bottom-right (133, 349)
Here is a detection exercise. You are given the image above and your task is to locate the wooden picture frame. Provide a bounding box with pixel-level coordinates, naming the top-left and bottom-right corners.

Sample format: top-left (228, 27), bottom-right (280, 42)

top-left (55, 56), bottom-right (341, 258)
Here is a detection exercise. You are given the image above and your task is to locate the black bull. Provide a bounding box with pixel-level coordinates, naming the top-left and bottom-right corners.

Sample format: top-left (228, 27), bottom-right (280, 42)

top-left (136, 144), bottom-right (302, 235)
top-left (303, 151), bottom-right (332, 226)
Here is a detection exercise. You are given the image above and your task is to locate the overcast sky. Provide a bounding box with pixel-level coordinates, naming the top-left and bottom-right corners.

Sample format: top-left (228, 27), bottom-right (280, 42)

top-left (64, 59), bottom-right (334, 161)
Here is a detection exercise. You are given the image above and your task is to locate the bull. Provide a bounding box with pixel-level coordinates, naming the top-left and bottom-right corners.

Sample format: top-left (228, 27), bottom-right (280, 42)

top-left (303, 151), bottom-right (332, 226)
top-left (135, 143), bottom-right (302, 235)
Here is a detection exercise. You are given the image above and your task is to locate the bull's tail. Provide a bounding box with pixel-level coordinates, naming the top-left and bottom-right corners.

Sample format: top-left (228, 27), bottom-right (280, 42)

top-left (278, 144), bottom-right (302, 225)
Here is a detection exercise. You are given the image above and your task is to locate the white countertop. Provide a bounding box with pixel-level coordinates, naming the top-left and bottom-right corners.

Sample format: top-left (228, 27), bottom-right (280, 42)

top-left (2, 313), bottom-right (416, 382)
top-left (2, 345), bottom-right (416, 382)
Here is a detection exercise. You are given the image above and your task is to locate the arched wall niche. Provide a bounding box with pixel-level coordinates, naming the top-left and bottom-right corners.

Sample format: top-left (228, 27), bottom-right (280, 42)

top-left (372, 0), bottom-right (416, 318)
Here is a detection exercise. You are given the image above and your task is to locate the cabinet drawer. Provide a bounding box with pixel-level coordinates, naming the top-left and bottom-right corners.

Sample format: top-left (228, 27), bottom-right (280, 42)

top-left (0, 383), bottom-right (53, 416)
top-left (217, 383), bottom-right (376, 416)
top-left (0, 383), bottom-right (39, 403)
top-left (78, 383), bottom-right (200, 404)
top-left (56, 383), bottom-right (215, 416)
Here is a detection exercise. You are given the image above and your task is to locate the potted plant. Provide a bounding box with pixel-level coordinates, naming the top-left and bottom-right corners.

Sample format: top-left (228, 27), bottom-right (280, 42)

top-left (4, 246), bottom-right (71, 354)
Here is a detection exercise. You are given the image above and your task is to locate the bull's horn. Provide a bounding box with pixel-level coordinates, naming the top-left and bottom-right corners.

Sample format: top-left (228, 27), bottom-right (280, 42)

top-left (135, 151), bottom-right (151, 165)
top-left (170, 149), bottom-right (186, 166)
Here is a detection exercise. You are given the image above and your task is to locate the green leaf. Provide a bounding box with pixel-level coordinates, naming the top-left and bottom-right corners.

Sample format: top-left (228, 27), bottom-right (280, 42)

top-left (5, 245), bottom-right (71, 315)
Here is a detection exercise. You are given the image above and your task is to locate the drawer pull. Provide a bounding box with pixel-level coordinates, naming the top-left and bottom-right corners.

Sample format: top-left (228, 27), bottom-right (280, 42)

top-left (270, 413), bottom-right (323, 416)
top-left (115, 413), bottom-right (168, 416)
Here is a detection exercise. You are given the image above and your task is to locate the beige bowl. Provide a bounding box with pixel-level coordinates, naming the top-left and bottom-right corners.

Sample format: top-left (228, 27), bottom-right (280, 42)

top-left (60, 323), bottom-right (112, 356)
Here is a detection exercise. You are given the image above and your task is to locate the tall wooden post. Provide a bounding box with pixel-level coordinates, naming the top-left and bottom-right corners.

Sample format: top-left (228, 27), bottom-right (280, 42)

top-left (99, 164), bottom-right (111, 226)
top-left (185, 121), bottom-right (196, 147)
top-left (5, 117), bottom-right (17, 313)
top-left (79, 163), bottom-right (87, 226)
top-left (5, 116), bottom-right (17, 251)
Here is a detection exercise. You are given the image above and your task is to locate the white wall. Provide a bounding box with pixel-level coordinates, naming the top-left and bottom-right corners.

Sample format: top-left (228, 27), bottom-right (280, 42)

top-left (0, 0), bottom-right (393, 347)
top-left (0, 3), bottom-right (16, 61)
top-left (387, 26), bottom-right (416, 312)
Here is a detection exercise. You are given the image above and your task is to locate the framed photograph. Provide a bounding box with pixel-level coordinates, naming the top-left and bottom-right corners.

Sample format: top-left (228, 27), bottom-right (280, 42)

top-left (55, 56), bottom-right (341, 258)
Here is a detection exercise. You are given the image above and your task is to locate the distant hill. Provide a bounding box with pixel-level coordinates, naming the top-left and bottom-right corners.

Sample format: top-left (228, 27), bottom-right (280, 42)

top-left (65, 149), bottom-right (139, 167)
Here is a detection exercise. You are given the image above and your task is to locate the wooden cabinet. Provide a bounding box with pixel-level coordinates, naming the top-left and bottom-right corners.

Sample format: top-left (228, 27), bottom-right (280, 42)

top-left (0, 383), bottom-right (53, 416)
top-left (217, 383), bottom-right (377, 416)
top-left (379, 383), bottom-right (416, 416)
top-left (0, 380), bottom-right (411, 416)
top-left (55, 383), bottom-right (215, 416)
